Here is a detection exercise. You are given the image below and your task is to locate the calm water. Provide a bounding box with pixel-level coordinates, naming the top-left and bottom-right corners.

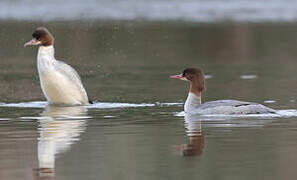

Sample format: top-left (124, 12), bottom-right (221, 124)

top-left (1, 21), bottom-right (297, 180)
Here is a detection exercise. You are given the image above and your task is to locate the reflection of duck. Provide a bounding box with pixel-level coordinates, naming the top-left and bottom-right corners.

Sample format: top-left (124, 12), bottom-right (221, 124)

top-left (170, 67), bottom-right (275, 115)
top-left (24, 27), bottom-right (89, 105)
top-left (177, 114), bottom-right (205, 156)
top-left (36, 105), bottom-right (88, 176)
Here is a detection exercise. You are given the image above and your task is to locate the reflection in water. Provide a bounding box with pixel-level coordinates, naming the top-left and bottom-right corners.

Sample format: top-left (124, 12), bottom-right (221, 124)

top-left (35, 105), bottom-right (88, 177)
top-left (178, 114), bottom-right (205, 156)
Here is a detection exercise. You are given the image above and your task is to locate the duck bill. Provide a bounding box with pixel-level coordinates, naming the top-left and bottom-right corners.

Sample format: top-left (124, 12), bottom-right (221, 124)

top-left (170, 74), bottom-right (188, 81)
top-left (24, 38), bottom-right (41, 47)
top-left (170, 74), bottom-right (183, 79)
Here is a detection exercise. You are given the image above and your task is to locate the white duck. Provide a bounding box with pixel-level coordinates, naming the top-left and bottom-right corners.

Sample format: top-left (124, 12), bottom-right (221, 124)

top-left (24, 27), bottom-right (89, 105)
top-left (170, 68), bottom-right (276, 115)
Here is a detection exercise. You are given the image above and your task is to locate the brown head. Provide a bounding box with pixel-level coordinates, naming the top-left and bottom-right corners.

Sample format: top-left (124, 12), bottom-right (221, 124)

top-left (24, 27), bottom-right (54, 47)
top-left (170, 67), bottom-right (206, 93)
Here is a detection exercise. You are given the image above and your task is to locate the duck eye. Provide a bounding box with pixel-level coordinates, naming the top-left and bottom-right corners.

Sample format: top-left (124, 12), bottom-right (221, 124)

top-left (187, 74), bottom-right (194, 80)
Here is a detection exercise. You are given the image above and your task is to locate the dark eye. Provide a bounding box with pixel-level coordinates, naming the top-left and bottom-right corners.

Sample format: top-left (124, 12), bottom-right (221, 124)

top-left (188, 74), bottom-right (195, 80)
top-left (32, 31), bottom-right (42, 40)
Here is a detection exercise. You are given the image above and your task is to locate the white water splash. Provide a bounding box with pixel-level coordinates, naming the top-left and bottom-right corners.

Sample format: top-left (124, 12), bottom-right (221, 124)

top-left (205, 75), bottom-right (213, 79)
top-left (0, 101), bottom-right (154, 109)
top-left (103, 115), bottom-right (116, 118)
top-left (88, 102), bottom-right (155, 109)
top-left (264, 100), bottom-right (276, 104)
top-left (0, 101), bottom-right (47, 108)
top-left (240, 75), bottom-right (258, 80)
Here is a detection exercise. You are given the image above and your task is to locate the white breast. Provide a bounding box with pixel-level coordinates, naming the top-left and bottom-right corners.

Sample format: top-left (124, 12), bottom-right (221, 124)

top-left (184, 92), bottom-right (201, 113)
top-left (37, 46), bottom-right (89, 105)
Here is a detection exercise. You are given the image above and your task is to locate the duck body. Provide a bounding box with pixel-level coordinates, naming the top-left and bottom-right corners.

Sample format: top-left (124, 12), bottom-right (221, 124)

top-left (184, 92), bottom-right (275, 115)
top-left (37, 45), bottom-right (89, 105)
top-left (197, 100), bottom-right (276, 115)
top-left (171, 68), bottom-right (276, 115)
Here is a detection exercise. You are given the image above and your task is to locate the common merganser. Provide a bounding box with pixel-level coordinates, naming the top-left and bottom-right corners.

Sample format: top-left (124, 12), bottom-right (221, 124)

top-left (24, 27), bottom-right (89, 105)
top-left (170, 68), bottom-right (276, 115)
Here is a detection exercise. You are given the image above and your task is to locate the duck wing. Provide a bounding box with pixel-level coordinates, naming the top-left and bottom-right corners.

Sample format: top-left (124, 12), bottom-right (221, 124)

top-left (195, 100), bottom-right (275, 115)
top-left (53, 60), bottom-right (89, 103)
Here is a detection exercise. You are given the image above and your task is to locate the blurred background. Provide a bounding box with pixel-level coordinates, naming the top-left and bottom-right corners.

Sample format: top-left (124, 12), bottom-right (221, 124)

top-left (2, 0), bottom-right (297, 22)
top-left (2, 1), bottom-right (297, 180)
top-left (1, 0), bottom-right (297, 108)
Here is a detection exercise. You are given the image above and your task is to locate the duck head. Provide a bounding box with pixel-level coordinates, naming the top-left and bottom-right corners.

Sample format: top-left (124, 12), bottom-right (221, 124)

top-left (170, 67), bottom-right (205, 95)
top-left (24, 27), bottom-right (54, 47)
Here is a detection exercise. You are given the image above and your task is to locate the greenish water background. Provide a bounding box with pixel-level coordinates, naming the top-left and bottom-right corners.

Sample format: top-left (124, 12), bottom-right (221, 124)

top-left (1, 21), bottom-right (297, 180)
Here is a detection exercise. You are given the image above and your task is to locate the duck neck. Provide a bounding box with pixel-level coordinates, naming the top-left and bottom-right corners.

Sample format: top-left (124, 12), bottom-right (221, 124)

top-left (37, 45), bottom-right (55, 71)
top-left (37, 45), bottom-right (55, 61)
top-left (189, 82), bottom-right (201, 97)
top-left (184, 91), bottom-right (202, 113)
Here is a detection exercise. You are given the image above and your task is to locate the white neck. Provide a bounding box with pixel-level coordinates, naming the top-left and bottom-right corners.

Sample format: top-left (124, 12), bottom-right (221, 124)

top-left (37, 45), bottom-right (56, 71)
top-left (38, 45), bottom-right (55, 58)
top-left (184, 92), bottom-right (201, 113)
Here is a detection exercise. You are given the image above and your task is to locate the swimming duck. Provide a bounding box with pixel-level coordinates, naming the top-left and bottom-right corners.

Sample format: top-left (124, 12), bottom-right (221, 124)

top-left (170, 68), bottom-right (275, 115)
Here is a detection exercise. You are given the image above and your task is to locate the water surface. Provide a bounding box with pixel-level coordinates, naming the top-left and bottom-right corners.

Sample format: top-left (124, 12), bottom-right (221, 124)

top-left (1, 21), bottom-right (297, 180)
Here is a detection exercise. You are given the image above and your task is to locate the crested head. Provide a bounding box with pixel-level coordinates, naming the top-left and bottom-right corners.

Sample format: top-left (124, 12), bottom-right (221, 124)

top-left (24, 27), bottom-right (54, 47)
top-left (32, 27), bottom-right (54, 46)
top-left (170, 67), bottom-right (205, 93)
top-left (182, 68), bottom-right (205, 92)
